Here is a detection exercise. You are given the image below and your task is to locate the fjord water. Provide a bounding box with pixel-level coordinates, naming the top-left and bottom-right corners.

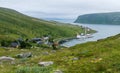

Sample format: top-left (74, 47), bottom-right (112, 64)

top-left (41, 18), bottom-right (120, 47)
top-left (63, 23), bottom-right (120, 47)
top-left (22, 12), bottom-right (120, 46)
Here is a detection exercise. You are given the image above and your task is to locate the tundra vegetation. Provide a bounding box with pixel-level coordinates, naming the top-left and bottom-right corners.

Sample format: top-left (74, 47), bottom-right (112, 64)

top-left (1, 7), bottom-right (119, 73)
top-left (0, 34), bottom-right (120, 73)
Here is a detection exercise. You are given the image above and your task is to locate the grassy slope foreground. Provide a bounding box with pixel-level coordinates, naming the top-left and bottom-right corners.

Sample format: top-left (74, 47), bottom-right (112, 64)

top-left (75, 12), bottom-right (120, 24)
top-left (41, 34), bottom-right (120, 73)
top-left (0, 7), bottom-right (92, 41)
top-left (0, 33), bottom-right (120, 73)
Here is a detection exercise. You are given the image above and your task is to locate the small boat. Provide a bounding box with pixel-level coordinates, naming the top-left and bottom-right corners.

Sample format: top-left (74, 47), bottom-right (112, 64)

top-left (76, 27), bottom-right (94, 39)
top-left (86, 34), bottom-right (94, 38)
top-left (76, 34), bottom-right (86, 39)
top-left (76, 34), bottom-right (81, 39)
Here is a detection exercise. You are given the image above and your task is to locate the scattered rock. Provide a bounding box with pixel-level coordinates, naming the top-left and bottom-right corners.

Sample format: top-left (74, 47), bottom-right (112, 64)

top-left (72, 57), bottom-right (79, 61)
top-left (16, 52), bottom-right (32, 58)
top-left (42, 52), bottom-right (49, 55)
top-left (0, 56), bottom-right (15, 64)
top-left (31, 46), bottom-right (40, 49)
top-left (51, 50), bottom-right (56, 53)
top-left (38, 61), bottom-right (53, 66)
top-left (54, 69), bottom-right (63, 73)
top-left (0, 56), bottom-right (15, 61)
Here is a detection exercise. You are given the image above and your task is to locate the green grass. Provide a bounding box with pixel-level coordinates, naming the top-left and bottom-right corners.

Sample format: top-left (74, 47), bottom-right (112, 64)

top-left (16, 66), bottom-right (53, 73)
top-left (0, 7), bottom-right (95, 41)
top-left (0, 34), bottom-right (119, 73)
top-left (1, 7), bottom-right (119, 73)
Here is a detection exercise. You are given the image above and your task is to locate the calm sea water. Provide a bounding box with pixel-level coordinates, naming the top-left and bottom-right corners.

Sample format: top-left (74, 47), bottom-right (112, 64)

top-left (40, 17), bottom-right (120, 46)
top-left (62, 23), bottom-right (120, 47)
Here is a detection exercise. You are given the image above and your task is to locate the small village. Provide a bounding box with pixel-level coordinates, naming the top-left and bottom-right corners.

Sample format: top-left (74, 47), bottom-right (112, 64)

top-left (0, 26), bottom-right (93, 50)
top-left (0, 35), bottom-right (60, 50)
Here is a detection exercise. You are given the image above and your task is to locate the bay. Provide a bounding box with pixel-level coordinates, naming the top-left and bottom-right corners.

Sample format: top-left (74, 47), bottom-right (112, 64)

top-left (62, 23), bottom-right (120, 47)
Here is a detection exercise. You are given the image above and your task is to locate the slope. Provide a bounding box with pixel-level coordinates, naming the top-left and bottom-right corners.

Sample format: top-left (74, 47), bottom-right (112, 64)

top-left (0, 7), bottom-right (91, 41)
top-left (0, 34), bottom-right (119, 73)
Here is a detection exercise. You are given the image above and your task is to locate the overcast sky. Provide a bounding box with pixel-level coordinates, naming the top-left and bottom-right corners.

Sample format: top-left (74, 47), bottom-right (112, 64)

top-left (0, 0), bottom-right (120, 19)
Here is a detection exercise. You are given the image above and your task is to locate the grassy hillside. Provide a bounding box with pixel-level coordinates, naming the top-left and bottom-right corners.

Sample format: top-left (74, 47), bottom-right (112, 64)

top-left (0, 7), bottom-right (93, 41)
top-left (0, 33), bottom-right (120, 73)
top-left (75, 12), bottom-right (120, 24)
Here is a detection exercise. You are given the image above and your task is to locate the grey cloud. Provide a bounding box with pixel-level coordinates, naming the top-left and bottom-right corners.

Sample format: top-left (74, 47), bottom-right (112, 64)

top-left (0, 0), bottom-right (120, 19)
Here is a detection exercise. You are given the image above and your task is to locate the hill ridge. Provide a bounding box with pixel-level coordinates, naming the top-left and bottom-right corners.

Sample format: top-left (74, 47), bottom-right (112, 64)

top-left (0, 7), bottom-right (89, 41)
top-left (75, 12), bottom-right (120, 24)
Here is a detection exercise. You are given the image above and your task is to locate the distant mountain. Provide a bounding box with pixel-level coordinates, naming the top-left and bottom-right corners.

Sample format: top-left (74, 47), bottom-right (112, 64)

top-left (74, 12), bottom-right (120, 24)
top-left (0, 7), bottom-right (88, 41)
top-left (23, 11), bottom-right (74, 23)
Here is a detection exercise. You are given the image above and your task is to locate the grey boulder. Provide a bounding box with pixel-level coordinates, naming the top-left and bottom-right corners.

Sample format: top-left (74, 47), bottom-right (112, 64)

top-left (0, 56), bottom-right (15, 64)
top-left (16, 52), bottom-right (32, 58)
top-left (38, 61), bottom-right (53, 66)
